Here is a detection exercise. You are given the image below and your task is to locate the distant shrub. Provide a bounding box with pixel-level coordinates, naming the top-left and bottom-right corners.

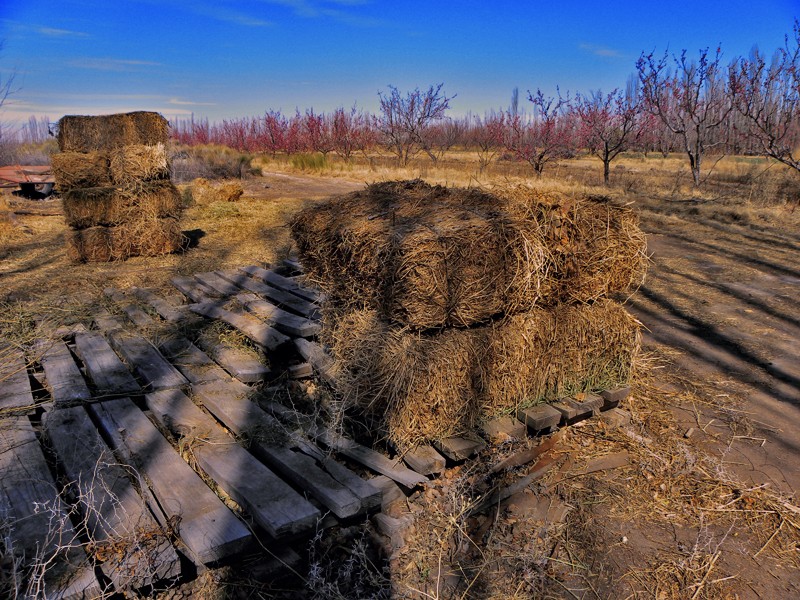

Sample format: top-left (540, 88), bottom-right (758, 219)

top-left (0, 140), bottom-right (58, 167)
top-left (170, 144), bottom-right (253, 182)
top-left (290, 152), bottom-right (328, 171)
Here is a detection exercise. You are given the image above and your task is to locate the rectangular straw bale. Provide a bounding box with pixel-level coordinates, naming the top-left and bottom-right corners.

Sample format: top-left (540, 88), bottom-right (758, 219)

top-left (109, 143), bottom-right (170, 186)
top-left (62, 181), bottom-right (182, 228)
top-left (66, 216), bottom-right (184, 263)
top-left (51, 151), bottom-right (112, 190)
top-left (327, 300), bottom-right (640, 450)
top-left (57, 111), bottom-right (169, 152)
top-left (291, 180), bottom-right (647, 330)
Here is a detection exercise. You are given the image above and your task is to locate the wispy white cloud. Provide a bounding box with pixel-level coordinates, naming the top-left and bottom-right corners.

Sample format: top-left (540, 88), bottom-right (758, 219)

top-left (255, 0), bottom-right (381, 26)
top-left (67, 58), bottom-right (163, 71)
top-left (169, 97), bottom-right (217, 106)
top-left (37, 27), bottom-right (90, 38)
top-left (579, 43), bottom-right (625, 58)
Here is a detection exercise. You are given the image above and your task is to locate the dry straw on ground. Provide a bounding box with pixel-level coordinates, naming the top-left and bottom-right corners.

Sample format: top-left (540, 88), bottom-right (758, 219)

top-left (66, 216), bottom-right (184, 263)
top-left (61, 181), bottom-right (182, 229)
top-left (109, 143), bottom-right (170, 186)
top-left (291, 180), bottom-right (647, 329)
top-left (57, 112), bottom-right (169, 153)
top-left (51, 151), bottom-right (112, 190)
top-left (328, 300), bottom-right (640, 449)
top-left (190, 178), bottom-right (245, 204)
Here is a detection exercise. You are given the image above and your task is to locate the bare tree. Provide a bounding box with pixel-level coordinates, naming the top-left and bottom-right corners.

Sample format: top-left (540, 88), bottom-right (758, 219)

top-left (637, 47), bottom-right (734, 186)
top-left (731, 20), bottom-right (800, 176)
top-left (377, 83), bottom-right (454, 165)
top-left (575, 88), bottom-right (641, 184)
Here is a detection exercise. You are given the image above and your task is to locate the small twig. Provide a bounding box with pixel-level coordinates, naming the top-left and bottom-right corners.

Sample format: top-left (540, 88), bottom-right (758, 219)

top-left (690, 550), bottom-right (720, 600)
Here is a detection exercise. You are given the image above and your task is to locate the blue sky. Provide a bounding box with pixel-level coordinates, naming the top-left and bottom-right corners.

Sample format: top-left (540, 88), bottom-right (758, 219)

top-left (0, 1), bottom-right (797, 127)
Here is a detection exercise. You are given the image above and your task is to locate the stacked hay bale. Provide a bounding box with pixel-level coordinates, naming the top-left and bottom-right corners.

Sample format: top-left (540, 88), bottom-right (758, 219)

top-left (53, 111), bottom-right (184, 262)
top-left (291, 180), bottom-right (648, 449)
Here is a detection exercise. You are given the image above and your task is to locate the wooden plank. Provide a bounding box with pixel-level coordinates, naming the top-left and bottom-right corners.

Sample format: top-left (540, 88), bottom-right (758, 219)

top-left (240, 265), bottom-right (322, 304)
top-left (234, 292), bottom-right (321, 338)
top-left (104, 287), bottom-right (157, 329)
top-left (0, 417), bottom-right (101, 599)
top-left (192, 380), bottom-right (362, 519)
top-left (107, 331), bottom-right (188, 392)
top-left (44, 406), bottom-right (181, 590)
top-left (281, 258), bottom-right (304, 275)
top-left (92, 307), bottom-right (125, 332)
top-left (489, 430), bottom-right (565, 475)
top-left (171, 275), bottom-right (219, 303)
top-left (433, 436), bottom-right (486, 462)
top-left (87, 398), bottom-right (251, 564)
top-left (193, 336), bottom-right (271, 383)
top-left (72, 332), bottom-right (141, 397)
top-left (193, 271), bottom-right (242, 297)
top-left (0, 347), bottom-right (34, 412)
top-left (401, 445), bottom-right (446, 475)
top-left (288, 362), bottom-right (313, 379)
top-left (145, 389), bottom-right (320, 538)
top-left (293, 338), bottom-right (334, 383)
top-left (38, 340), bottom-right (91, 405)
top-left (481, 416), bottom-right (527, 443)
top-left (189, 301), bottom-right (290, 351)
top-left (130, 287), bottom-right (188, 323)
top-left (600, 386), bottom-right (631, 410)
top-left (313, 427), bottom-right (428, 489)
top-left (219, 269), bottom-right (320, 319)
top-left (290, 435), bottom-right (381, 511)
top-left (158, 336), bottom-right (230, 384)
top-left (570, 393), bottom-right (604, 416)
top-left (517, 403), bottom-right (562, 432)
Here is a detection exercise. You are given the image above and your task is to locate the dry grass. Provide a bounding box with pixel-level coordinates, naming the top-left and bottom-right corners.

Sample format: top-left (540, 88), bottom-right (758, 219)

top-left (109, 143), bottom-right (170, 186)
top-left (51, 151), bottom-right (112, 190)
top-left (190, 178), bottom-right (245, 204)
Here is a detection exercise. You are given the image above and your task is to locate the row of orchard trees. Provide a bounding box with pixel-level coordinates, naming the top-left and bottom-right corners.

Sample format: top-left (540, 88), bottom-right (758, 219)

top-left (170, 23), bottom-right (800, 186)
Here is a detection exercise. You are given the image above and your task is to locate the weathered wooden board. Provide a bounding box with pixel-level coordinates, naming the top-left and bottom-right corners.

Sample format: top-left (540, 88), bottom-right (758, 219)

top-left (600, 386), bottom-right (630, 410)
top-left (193, 336), bottom-right (271, 383)
top-left (171, 275), bottom-right (219, 303)
top-left (517, 404), bottom-right (562, 432)
top-left (130, 287), bottom-right (188, 323)
top-left (44, 406), bottom-right (181, 590)
top-left (38, 340), bottom-right (91, 405)
top-left (158, 336), bottom-right (230, 384)
top-left (481, 416), bottom-right (527, 443)
top-left (107, 331), bottom-right (188, 391)
top-left (433, 436), bottom-right (487, 462)
top-left (87, 398), bottom-right (251, 565)
top-left (92, 307), bottom-right (125, 332)
top-left (0, 417), bottom-right (102, 599)
top-left (104, 288), bottom-right (157, 329)
top-left (313, 427), bottom-right (428, 489)
top-left (401, 445), bottom-right (446, 475)
top-left (72, 332), bottom-right (140, 396)
top-left (240, 265), bottom-right (322, 304)
top-left (570, 393), bottom-right (604, 417)
top-left (145, 388), bottom-right (321, 538)
top-left (293, 339), bottom-right (334, 383)
top-left (234, 292), bottom-right (321, 338)
top-left (0, 347), bottom-right (35, 412)
top-left (219, 270), bottom-right (320, 319)
top-left (193, 271), bottom-right (243, 297)
top-left (189, 301), bottom-right (289, 351)
top-left (192, 380), bottom-right (362, 519)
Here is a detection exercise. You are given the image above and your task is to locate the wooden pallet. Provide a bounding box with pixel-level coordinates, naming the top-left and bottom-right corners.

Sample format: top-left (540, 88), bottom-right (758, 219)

top-left (0, 261), bottom-right (632, 596)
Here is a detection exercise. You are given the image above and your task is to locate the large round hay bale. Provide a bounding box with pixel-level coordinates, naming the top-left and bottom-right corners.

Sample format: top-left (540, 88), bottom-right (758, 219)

top-left (51, 151), bottom-right (112, 190)
top-left (109, 143), bottom-right (170, 186)
top-left (62, 181), bottom-right (182, 228)
top-left (57, 112), bottom-right (169, 152)
top-left (327, 300), bottom-right (640, 449)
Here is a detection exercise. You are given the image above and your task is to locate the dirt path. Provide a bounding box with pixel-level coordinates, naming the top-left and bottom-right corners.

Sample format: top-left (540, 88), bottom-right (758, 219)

top-left (630, 201), bottom-right (800, 495)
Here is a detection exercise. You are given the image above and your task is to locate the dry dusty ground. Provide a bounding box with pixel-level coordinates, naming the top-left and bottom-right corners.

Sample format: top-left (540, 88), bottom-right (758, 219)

top-left (1, 168), bottom-right (798, 599)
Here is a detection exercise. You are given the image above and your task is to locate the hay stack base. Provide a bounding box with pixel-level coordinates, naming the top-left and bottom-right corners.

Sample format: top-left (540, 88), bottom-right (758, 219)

top-left (328, 300), bottom-right (640, 449)
top-left (66, 217), bottom-right (184, 262)
top-left (291, 180), bottom-right (647, 330)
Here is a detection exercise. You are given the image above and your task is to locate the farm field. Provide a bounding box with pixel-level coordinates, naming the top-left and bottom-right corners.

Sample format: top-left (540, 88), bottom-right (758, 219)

top-left (1, 153), bottom-right (799, 598)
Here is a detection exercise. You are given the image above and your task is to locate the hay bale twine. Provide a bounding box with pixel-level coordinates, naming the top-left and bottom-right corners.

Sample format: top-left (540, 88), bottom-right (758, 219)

top-left (51, 151), bottom-right (112, 190)
top-left (57, 111), bottom-right (169, 153)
